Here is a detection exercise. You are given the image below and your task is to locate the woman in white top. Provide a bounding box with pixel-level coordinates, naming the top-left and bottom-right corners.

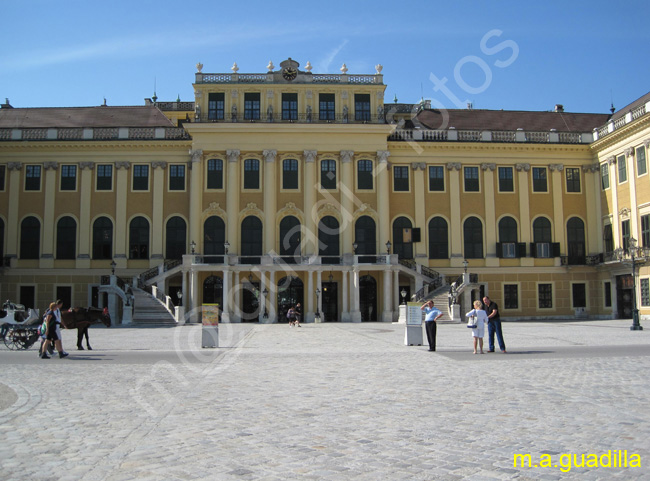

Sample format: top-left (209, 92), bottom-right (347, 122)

top-left (466, 300), bottom-right (488, 354)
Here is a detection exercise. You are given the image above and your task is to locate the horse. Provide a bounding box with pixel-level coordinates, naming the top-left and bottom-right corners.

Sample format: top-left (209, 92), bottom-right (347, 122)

top-left (60, 307), bottom-right (111, 350)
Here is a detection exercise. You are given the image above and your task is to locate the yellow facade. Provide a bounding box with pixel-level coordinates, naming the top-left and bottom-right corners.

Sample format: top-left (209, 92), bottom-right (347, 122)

top-left (1, 59), bottom-right (648, 324)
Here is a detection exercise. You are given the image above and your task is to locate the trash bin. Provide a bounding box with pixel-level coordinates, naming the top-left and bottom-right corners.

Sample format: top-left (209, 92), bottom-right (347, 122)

top-left (404, 302), bottom-right (423, 346)
top-left (202, 304), bottom-right (219, 348)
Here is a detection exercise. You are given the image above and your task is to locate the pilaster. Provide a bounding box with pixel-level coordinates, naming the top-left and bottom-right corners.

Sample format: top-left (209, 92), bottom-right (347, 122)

top-left (6, 163), bottom-right (21, 261)
top-left (263, 149), bottom-right (277, 253)
top-left (376, 151), bottom-right (391, 253)
top-left (447, 163), bottom-right (462, 260)
top-left (114, 161), bottom-right (130, 267)
top-left (151, 162), bottom-right (167, 261)
top-left (76, 162), bottom-right (93, 268)
top-left (412, 163), bottom-right (426, 260)
top-left (482, 163), bottom-right (498, 267)
top-left (340, 150), bottom-right (354, 255)
top-left (549, 164), bottom-right (564, 253)
top-left (226, 150), bottom-right (240, 253)
top-left (303, 150), bottom-right (317, 255)
top-left (189, 150), bottom-right (203, 253)
top-left (516, 163), bottom-right (533, 267)
top-left (40, 162), bottom-right (58, 268)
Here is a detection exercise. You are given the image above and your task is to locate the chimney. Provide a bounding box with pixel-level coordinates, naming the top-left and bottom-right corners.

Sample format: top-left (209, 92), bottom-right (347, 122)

top-left (554, 104), bottom-right (564, 112)
top-left (1, 98), bottom-right (13, 109)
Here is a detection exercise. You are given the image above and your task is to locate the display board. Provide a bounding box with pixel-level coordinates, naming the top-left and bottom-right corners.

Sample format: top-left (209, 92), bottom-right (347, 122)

top-left (406, 302), bottom-right (423, 325)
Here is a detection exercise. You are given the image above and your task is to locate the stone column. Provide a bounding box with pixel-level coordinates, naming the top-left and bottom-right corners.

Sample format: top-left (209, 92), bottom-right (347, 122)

top-left (181, 269), bottom-right (188, 324)
top-left (306, 270), bottom-right (314, 323)
top-left (607, 157), bottom-right (619, 246)
top-left (222, 270), bottom-right (231, 323)
top-left (625, 148), bottom-right (639, 237)
top-left (263, 150), bottom-right (277, 253)
top-left (151, 162), bottom-right (167, 263)
top-left (6, 163), bottom-right (22, 263)
top-left (376, 151), bottom-right (391, 254)
top-left (114, 161), bottom-right (130, 268)
top-left (226, 150), bottom-right (240, 254)
top-left (341, 270), bottom-right (350, 322)
top-left (76, 162), bottom-right (93, 268)
top-left (382, 269), bottom-right (393, 322)
top-left (447, 163), bottom-right (462, 263)
top-left (583, 164), bottom-right (602, 255)
top-left (189, 150), bottom-right (203, 253)
top-left (482, 163), bottom-right (497, 266)
top-left (233, 271), bottom-right (241, 322)
top-left (516, 163), bottom-right (532, 267)
top-left (303, 150), bottom-right (317, 255)
top-left (41, 162), bottom-right (58, 268)
top-left (315, 270), bottom-right (322, 321)
top-left (190, 268), bottom-right (199, 323)
top-left (393, 270), bottom-right (400, 321)
top-left (269, 270), bottom-right (277, 323)
top-left (351, 268), bottom-right (361, 322)
top-left (549, 164), bottom-right (564, 255)
top-left (340, 150), bottom-right (354, 254)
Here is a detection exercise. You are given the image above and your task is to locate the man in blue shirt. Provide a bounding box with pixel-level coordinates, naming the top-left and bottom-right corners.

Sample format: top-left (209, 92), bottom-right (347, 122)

top-left (421, 300), bottom-right (443, 351)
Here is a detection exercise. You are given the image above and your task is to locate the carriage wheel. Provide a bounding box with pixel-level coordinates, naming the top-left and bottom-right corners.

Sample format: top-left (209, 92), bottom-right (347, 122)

top-left (3, 329), bottom-right (21, 350)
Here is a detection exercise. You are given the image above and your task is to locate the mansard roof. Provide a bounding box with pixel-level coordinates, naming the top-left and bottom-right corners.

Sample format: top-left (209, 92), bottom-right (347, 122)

top-left (415, 109), bottom-right (611, 132)
top-left (0, 105), bottom-right (174, 129)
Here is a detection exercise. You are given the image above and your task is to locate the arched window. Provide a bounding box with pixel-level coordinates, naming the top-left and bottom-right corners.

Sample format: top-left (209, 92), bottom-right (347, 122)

top-left (567, 217), bottom-right (585, 265)
top-left (355, 216), bottom-right (376, 262)
top-left (532, 217), bottom-right (553, 258)
top-left (203, 275), bottom-right (223, 305)
top-left (392, 216), bottom-right (413, 259)
top-left (92, 217), bottom-right (113, 260)
top-left (204, 216), bottom-right (225, 257)
top-left (129, 216), bottom-right (149, 259)
top-left (463, 217), bottom-right (483, 259)
top-left (56, 216), bottom-right (76, 259)
top-left (359, 275), bottom-right (377, 322)
top-left (319, 216), bottom-right (340, 264)
top-left (428, 217), bottom-right (448, 259)
top-left (20, 216), bottom-right (40, 259)
top-left (279, 216), bottom-right (301, 263)
top-left (497, 216), bottom-right (518, 258)
top-left (241, 216), bottom-right (262, 264)
top-left (165, 216), bottom-right (186, 260)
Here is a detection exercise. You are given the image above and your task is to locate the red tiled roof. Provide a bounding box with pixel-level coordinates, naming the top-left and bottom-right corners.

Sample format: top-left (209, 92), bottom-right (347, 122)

top-left (415, 109), bottom-right (611, 132)
top-left (0, 106), bottom-right (175, 128)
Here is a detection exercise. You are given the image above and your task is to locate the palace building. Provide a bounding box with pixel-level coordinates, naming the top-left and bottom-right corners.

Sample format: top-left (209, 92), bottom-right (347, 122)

top-left (1, 59), bottom-right (649, 325)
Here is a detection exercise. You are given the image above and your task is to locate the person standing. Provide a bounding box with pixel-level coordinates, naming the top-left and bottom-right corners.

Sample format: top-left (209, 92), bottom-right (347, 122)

top-left (466, 300), bottom-right (487, 354)
top-left (420, 300), bottom-right (443, 351)
top-left (41, 300), bottom-right (69, 359)
top-left (483, 296), bottom-right (506, 353)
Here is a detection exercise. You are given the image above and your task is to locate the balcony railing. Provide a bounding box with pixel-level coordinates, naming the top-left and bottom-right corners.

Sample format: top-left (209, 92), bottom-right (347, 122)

top-left (195, 113), bottom-right (384, 124)
top-left (388, 128), bottom-right (591, 144)
top-left (195, 72), bottom-right (381, 85)
top-left (0, 127), bottom-right (191, 142)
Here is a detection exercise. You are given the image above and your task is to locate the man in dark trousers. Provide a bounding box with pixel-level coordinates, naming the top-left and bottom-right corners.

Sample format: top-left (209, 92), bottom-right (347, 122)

top-left (483, 296), bottom-right (506, 353)
top-left (420, 300), bottom-right (443, 351)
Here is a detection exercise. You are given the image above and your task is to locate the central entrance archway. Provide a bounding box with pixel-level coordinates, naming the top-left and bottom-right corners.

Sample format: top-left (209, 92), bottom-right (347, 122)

top-left (277, 276), bottom-right (304, 323)
top-left (360, 275), bottom-right (377, 322)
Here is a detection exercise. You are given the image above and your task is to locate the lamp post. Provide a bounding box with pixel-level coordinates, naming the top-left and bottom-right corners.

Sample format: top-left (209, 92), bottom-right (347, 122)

top-left (262, 287), bottom-right (268, 319)
top-left (353, 242), bottom-right (358, 254)
top-left (463, 259), bottom-right (469, 274)
top-left (401, 288), bottom-right (407, 305)
top-left (386, 240), bottom-right (392, 255)
top-left (615, 237), bottom-right (644, 331)
top-left (190, 240), bottom-right (196, 254)
top-left (177, 289), bottom-right (183, 307)
top-left (110, 260), bottom-right (116, 275)
top-left (315, 288), bottom-right (321, 319)
top-left (224, 241), bottom-right (230, 254)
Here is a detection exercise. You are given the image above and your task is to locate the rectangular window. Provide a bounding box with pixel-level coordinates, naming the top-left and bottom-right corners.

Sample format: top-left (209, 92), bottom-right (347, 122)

top-left (601, 163), bottom-right (609, 190)
top-left (641, 278), bottom-right (650, 307)
top-left (319, 93), bottom-right (335, 121)
top-left (572, 283), bottom-right (586, 308)
top-left (282, 93), bottom-right (298, 121)
top-left (464, 166), bottom-right (479, 192)
top-left (97, 164), bottom-right (113, 191)
top-left (25, 165), bottom-right (41, 191)
top-left (532, 167), bottom-right (547, 192)
top-left (354, 94), bottom-right (371, 121)
top-left (321, 159), bottom-right (337, 190)
top-left (501, 243), bottom-right (516, 258)
top-left (169, 164), bottom-right (186, 191)
top-left (0, 165), bottom-right (5, 191)
top-left (393, 166), bottom-right (409, 191)
top-left (428, 166), bottom-right (444, 191)
top-left (566, 167), bottom-right (581, 193)
top-left (60, 165), bottom-right (77, 191)
top-left (244, 159), bottom-right (260, 190)
top-left (604, 281), bottom-right (612, 307)
top-left (642, 214), bottom-right (650, 248)
top-left (535, 243), bottom-right (551, 258)
top-left (282, 159), bottom-right (298, 189)
top-left (504, 284), bottom-right (518, 309)
top-left (538, 283), bottom-right (553, 309)
top-left (132, 165), bottom-right (149, 191)
top-left (208, 93), bottom-right (225, 121)
top-left (622, 219), bottom-right (630, 252)
top-left (357, 160), bottom-right (373, 190)
top-left (207, 159), bottom-right (223, 189)
top-left (244, 93), bottom-right (260, 120)
top-left (637, 146), bottom-right (647, 176)
top-left (618, 154), bottom-right (627, 183)
top-left (498, 167), bottom-right (513, 192)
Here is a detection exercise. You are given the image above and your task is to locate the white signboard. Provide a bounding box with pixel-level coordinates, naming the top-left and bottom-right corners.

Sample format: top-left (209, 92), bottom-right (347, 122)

top-left (406, 302), bottom-right (423, 325)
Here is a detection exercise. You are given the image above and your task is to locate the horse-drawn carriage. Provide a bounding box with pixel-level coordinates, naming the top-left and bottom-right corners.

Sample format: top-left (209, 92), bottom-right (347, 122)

top-left (1, 301), bottom-right (111, 351)
top-left (0, 300), bottom-right (42, 350)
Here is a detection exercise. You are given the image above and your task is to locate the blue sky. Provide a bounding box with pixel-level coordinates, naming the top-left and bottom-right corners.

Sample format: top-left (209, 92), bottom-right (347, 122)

top-left (2, 0), bottom-right (649, 113)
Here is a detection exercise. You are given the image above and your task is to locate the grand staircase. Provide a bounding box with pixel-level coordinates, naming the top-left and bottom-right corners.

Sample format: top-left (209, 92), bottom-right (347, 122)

top-left (132, 287), bottom-right (176, 325)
